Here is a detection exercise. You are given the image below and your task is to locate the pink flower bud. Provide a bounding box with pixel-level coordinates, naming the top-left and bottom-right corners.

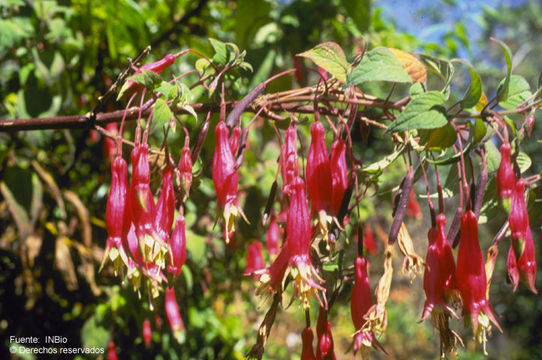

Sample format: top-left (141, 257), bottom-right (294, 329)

top-left (421, 213), bottom-right (458, 321)
top-left (456, 210), bottom-right (501, 332)
top-left (245, 241), bottom-right (265, 278)
top-left (266, 214), bottom-right (281, 256)
top-left (330, 139), bottom-right (347, 216)
top-left (154, 165), bottom-right (175, 242)
top-left (301, 327), bottom-right (316, 360)
top-left (212, 121), bottom-right (240, 242)
top-left (280, 124), bottom-right (300, 194)
top-left (496, 142), bottom-right (515, 207)
top-left (350, 256), bottom-right (377, 353)
top-left (316, 308), bottom-right (336, 360)
top-left (406, 190), bottom-right (423, 219)
top-left (143, 318), bottom-right (152, 348)
top-left (229, 125), bottom-right (241, 155)
top-left (307, 122), bottom-right (332, 212)
top-left (102, 156), bottom-right (130, 273)
top-left (107, 340), bottom-right (118, 360)
top-left (509, 179), bottom-right (529, 258)
top-left (363, 224), bottom-right (378, 255)
top-left (168, 215), bottom-right (187, 277)
top-left (507, 225), bottom-right (537, 294)
top-left (179, 145), bottom-right (193, 196)
top-left (165, 287), bottom-right (184, 334)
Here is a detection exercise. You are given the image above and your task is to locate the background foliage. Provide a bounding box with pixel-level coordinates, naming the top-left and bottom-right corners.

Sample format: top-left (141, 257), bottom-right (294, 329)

top-left (1, 0), bottom-right (541, 359)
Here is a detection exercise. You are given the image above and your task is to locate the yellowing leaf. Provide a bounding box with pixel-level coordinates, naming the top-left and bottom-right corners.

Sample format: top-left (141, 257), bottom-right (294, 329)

top-left (389, 48), bottom-right (427, 83)
top-left (298, 42), bottom-right (349, 83)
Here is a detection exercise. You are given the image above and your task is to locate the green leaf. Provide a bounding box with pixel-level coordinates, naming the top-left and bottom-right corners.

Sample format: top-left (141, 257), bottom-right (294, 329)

top-left (516, 152), bottom-right (532, 173)
top-left (209, 38), bottom-right (229, 65)
top-left (418, 53), bottom-right (454, 97)
top-left (498, 75), bottom-right (531, 110)
top-left (361, 145), bottom-right (405, 174)
top-left (472, 118), bottom-right (487, 145)
top-left (130, 69), bottom-right (163, 89)
top-left (493, 38), bottom-right (513, 102)
top-left (409, 82), bottom-right (425, 98)
top-left (155, 81), bottom-right (177, 99)
top-left (342, 0), bottom-right (370, 32)
top-left (346, 47), bottom-right (412, 86)
top-left (452, 59), bottom-right (482, 109)
top-left (421, 123), bottom-right (456, 150)
top-left (81, 315), bottom-right (109, 350)
top-left (387, 91), bottom-right (448, 133)
top-left (152, 98), bottom-right (173, 129)
top-left (298, 42), bottom-right (349, 83)
top-left (485, 140), bottom-right (500, 174)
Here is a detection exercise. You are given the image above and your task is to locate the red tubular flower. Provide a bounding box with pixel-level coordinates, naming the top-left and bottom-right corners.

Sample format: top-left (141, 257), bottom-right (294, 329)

top-left (154, 165), bottom-right (175, 242)
top-left (266, 214), bottom-right (281, 256)
top-left (509, 179), bottom-right (529, 258)
top-left (165, 287), bottom-right (184, 338)
top-left (301, 327), bottom-right (316, 360)
top-left (280, 124), bottom-right (300, 194)
top-left (457, 210), bottom-right (501, 333)
top-left (212, 121), bottom-right (241, 243)
top-left (307, 121), bottom-right (332, 213)
top-left (288, 177), bottom-right (324, 307)
top-left (351, 256), bottom-right (377, 354)
top-left (406, 190), bottom-right (423, 219)
top-left (102, 156), bottom-right (130, 274)
top-left (143, 318), bottom-right (152, 348)
top-left (245, 241), bottom-right (266, 279)
top-left (363, 224), bottom-right (378, 255)
top-left (421, 213), bottom-right (458, 321)
top-left (179, 145), bottom-right (193, 197)
top-left (104, 122), bottom-right (118, 162)
top-left (167, 215), bottom-right (187, 277)
top-left (107, 340), bottom-right (118, 360)
top-left (507, 226), bottom-right (537, 294)
top-left (130, 144), bottom-right (156, 239)
top-left (330, 139), bottom-right (347, 217)
top-left (259, 242), bottom-right (290, 293)
top-left (316, 308), bottom-right (336, 360)
top-left (229, 125), bottom-right (241, 155)
top-left (496, 142), bottom-right (515, 210)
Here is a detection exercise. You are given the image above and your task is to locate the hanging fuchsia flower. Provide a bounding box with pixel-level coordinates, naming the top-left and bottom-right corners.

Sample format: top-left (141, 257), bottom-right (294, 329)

top-left (143, 318), bottom-right (152, 349)
top-left (154, 165), bottom-right (175, 243)
top-left (507, 225), bottom-right (537, 294)
top-left (406, 190), bottom-right (423, 219)
top-left (168, 215), bottom-right (187, 277)
top-left (421, 213), bottom-right (458, 321)
top-left (130, 144), bottom-right (156, 239)
top-left (330, 139), bottom-right (347, 217)
top-left (280, 124), bottom-right (300, 194)
top-left (457, 210), bottom-right (501, 333)
top-left (316, 308), bottom-right (336, 360)
top-left (258, 242), bottom-right (290, 293)
top-left (301, 327), bottom-right (316, 360)
top-left (496, 142), bottom-right (515, 211)
top-left (351, 256), bottom-right (378, 354)
top-left (245, 241), bottom-right (266, 279)
top-left (509, 179), bottom-right (530, 259)
top-left (165, 287), bottom-right (184, 340)
top-left (266, 214), bottom-right (281, 256)
top-left (288, 177), bottom-right (324, 307)
top-left (363, 224), bottom-right (378, 255)
top-left (307, 121), bottom-right (332, 213)
top-left (101, 156), bottom-right (130, 274)
top-left (213, 121), bottom-right (242, 243)
top-left (229, 125), bottom-right (241, 155)
top-left (107, 340), bottom-right (118, 360)
top-left (179, 144), bottom-right (193, 197)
